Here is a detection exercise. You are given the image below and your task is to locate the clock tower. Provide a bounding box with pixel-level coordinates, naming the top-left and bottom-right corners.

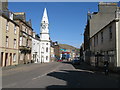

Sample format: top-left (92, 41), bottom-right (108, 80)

top-left (40, 8), bottom-right (50, 41)
top-left (40, 8), bottom-right (50, 63)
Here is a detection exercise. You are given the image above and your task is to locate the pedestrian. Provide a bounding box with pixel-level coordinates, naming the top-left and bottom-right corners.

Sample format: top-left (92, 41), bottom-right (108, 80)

top-left (104, 54), bottom-right (109, 75)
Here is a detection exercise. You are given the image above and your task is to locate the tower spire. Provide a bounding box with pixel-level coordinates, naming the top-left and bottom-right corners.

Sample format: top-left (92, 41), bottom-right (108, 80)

top-left (41, 8), bottom-right (49, 24)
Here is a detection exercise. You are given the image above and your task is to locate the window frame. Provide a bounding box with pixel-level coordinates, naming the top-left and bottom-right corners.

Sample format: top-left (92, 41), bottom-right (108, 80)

top-left (6, 36), bottom-right (9, 47)
top-left (14, 39), bottom-right (16, 48)
top-left (109, 26), bottom-right (112, 40)
top-left (46, 56), bottom-right (48, 60)
top-left (101, 32), bottom-right (103, 43)
top-left (14, 25), bottom-right (17, 34)
top-left (6, 20), bottom-right (9, 31)
top-left (96, 34), bottom-right (98, 45)
top-left (13, 53), bottom-right (16, 62)
top-left (46, 47), bottom-right (48, 52)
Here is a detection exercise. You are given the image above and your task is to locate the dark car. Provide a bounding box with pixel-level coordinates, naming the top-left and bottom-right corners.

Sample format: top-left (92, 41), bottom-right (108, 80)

top-left (72, 60), bottom-right (81, 65)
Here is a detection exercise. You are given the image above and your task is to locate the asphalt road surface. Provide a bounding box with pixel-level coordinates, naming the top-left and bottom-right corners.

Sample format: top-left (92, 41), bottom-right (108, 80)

top-left (2, 61), bottom-right (120, 88)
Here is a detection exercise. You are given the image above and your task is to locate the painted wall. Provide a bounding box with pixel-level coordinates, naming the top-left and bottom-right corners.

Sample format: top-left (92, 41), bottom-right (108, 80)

top-left (90, 3), bottom-right (117, 38)
top-left (90, 22), bottom-right (116, 52)
top-left (116, 16), bottom-right (120, 68)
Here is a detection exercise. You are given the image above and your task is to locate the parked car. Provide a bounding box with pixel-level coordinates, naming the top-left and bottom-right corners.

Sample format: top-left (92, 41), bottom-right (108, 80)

top-left (72, 59), bottom-right (81, 65)
top-left (57, 59), bottom-right (63, 62)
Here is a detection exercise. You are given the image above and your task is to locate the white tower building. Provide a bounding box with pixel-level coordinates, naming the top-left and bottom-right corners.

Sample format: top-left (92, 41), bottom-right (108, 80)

top-left (40, 8), bottom-right (50, 63)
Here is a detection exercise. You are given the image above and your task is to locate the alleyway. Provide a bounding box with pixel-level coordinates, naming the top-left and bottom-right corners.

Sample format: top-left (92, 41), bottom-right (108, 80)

top-left (2, 61), bottom-right (120, 88)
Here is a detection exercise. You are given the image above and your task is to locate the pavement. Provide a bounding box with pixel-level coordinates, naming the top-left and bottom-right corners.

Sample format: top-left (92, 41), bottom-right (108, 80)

top-left (72, 61), bottom-right (120, 76)
top-left (2, 61), bottom-right (120, 88)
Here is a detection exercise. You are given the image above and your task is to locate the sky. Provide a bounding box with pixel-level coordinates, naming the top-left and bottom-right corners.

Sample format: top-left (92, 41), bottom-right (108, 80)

top-left (8, 2), bottom-right (98, 48)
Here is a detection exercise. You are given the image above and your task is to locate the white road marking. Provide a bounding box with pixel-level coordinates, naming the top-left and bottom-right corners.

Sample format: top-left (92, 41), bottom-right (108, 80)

top-left (77, 69), bottom-right (94, 73)
top-left (32, 64), bottom-right (64, 80)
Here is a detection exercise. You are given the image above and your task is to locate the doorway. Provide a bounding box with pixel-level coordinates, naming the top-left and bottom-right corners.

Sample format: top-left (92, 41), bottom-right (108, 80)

top-left (5, 53), bottom-right (8, 67)
top-left (41, 56), bottom-right (44, 63)
top-left (10, 53), bottom-right (12, 66)
top-left (1, 52), bottom-right (3, 67)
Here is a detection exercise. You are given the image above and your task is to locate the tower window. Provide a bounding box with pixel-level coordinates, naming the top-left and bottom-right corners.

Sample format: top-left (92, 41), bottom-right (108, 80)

top-left (46, 47), bottom-right (48, 52)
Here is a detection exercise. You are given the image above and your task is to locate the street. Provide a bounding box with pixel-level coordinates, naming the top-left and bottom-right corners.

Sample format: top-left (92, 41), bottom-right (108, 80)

top-left (2, 61), bottom-right (120, 88)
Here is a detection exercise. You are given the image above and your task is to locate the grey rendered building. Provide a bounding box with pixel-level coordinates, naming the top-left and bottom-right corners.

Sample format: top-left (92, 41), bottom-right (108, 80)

top-left (86, 2), bottom-right (120, 71)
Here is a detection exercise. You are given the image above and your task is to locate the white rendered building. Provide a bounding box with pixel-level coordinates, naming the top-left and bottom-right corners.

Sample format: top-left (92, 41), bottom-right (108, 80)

top-left (39, 8), bottom-right (51, 63)
top-left (32, 32), bottom-right (40, 63)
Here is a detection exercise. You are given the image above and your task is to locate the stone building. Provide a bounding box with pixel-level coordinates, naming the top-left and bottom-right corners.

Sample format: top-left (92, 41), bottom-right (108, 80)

top-left (84, 11), bottom-right (91, 64)
top-left (80, 43), bottom-right (84, 61)
top-left (52, 41), bottom-right (60, 60)
top-left (88, 2), bottom-right (120, 71)
top-left (0, 11), bottom-right (19, 67)
top-left (13, 12), bottom-right (33, 64)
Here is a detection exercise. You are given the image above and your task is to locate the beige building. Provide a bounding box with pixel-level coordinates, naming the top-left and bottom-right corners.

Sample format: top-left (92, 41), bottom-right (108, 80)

top-left (50, 46), bottom-right (55, 62)
top-left (0, 12), bottom-right (19, 67)
top-left (13, 12), bottom-right (33, 64)
top-left (89, 2), bottom-right (120, 71)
